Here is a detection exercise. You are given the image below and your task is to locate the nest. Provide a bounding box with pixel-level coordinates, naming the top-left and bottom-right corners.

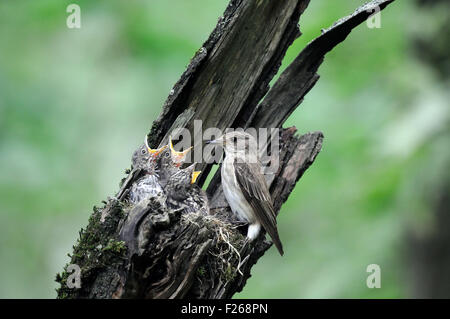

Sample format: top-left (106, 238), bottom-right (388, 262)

top-left (180, 211), bottom-right (247, 280)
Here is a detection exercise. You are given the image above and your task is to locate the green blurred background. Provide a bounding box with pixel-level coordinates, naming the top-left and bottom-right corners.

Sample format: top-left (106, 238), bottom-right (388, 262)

top-left (0, 0), bottom-right (448, 298)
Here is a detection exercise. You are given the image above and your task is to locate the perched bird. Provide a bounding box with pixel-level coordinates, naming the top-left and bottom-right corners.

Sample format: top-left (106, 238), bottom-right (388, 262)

top-left (207, 131), bottom-right (284, 255)
top-left (128, 139), bottom-right (167, 204)
top-left (164, 163), bottom-right (209, 215)
top-left (157, 136), bottom-right (193, 187)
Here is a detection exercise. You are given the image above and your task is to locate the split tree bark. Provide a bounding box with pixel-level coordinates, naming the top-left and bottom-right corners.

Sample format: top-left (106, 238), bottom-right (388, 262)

top-left (56, 0), bottom-right (395, 299)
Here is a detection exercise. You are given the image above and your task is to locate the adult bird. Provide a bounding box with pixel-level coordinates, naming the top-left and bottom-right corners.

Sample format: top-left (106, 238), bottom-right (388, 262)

top-left (207, 131), bottom-right (284, 255)
top-left (164, 163), bottom-right (208, 215)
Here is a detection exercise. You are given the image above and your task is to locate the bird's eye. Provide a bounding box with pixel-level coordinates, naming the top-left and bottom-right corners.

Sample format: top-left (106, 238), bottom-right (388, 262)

top-left (141, 149), bottom-right (147, 154)
top-left (165, 151), bottom-right (170, 157)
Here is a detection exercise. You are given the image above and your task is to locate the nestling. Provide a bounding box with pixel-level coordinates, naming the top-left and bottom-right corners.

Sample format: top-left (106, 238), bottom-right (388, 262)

top-left (164, 163), bottom-right (209, 215)
top-left (157, 136), bottom-right (193, 188)
top-left (128, 139), bottom-right (167, 204)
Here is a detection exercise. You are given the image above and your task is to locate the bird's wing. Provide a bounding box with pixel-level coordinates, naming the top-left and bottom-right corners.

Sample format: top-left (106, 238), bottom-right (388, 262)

top-left (234, 160), bottom-right (284, 255)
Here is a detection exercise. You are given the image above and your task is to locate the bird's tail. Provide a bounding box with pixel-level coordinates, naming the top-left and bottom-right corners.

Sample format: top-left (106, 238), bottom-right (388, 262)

top-left (269, 228), bottom-right (284, 256)
top-left (249, 223), bottom-right (284, 256)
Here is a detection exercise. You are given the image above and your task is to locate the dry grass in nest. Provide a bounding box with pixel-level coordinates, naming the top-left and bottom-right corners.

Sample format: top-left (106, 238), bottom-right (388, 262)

top-left (181, 211), bottom-right (247, 279)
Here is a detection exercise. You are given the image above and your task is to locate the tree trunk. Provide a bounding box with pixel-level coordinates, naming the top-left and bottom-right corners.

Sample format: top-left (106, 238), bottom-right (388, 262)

top-left (56, 0), bottom-right (395, 299)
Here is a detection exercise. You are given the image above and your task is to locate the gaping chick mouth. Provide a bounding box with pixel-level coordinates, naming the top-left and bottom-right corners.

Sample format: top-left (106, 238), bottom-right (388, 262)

top-left (145, 136), bottom-right (167, 156)
top-left (169, 136), bottom-right (193, 166)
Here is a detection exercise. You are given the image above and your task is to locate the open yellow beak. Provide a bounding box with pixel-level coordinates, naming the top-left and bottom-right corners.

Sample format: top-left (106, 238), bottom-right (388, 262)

top-left (169, 136), bottom-right (193, 166)
top-left (191, 171), bottom-right (201, 184)
top-left (145, 136), bottom-right (168, 156)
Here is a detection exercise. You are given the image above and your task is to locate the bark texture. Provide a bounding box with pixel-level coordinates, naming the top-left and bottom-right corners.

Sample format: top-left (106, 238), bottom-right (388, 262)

top-left (56, 0), bottom-right (395, 299)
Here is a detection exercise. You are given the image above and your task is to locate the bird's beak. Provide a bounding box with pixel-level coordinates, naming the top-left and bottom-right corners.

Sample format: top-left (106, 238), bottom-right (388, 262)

top-left (148, 145), bottom-right (167, 156)
top-left (169, 136), bottom-right (193, 166)
top-left (145, 137), bottom-right (168, 156)
top-left (191, 171), bottom-right (201, 184)
top-left (185, 163), bottom-right (199, 184)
